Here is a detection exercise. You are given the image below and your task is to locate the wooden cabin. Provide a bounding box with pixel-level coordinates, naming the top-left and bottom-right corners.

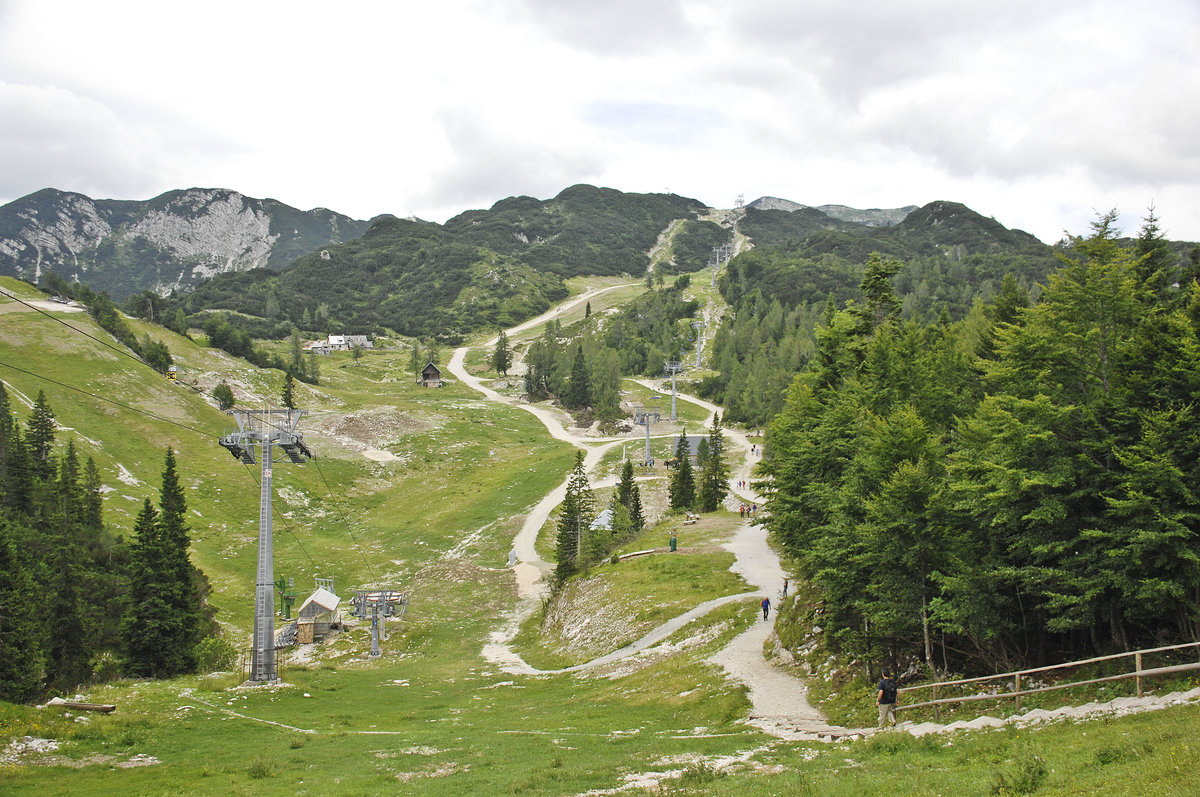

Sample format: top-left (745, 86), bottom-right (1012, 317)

top-left (296, 586), bottom-right (341, 644)
top-left (419, 362), bottom-right (443, 388)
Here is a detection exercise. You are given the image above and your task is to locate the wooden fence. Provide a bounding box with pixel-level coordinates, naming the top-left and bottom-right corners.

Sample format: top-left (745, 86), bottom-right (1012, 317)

top-left (896, 640), bottom-right (1200, 718)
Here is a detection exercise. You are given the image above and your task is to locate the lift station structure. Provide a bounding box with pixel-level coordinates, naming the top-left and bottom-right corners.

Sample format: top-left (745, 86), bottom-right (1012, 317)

top-left (219, 408), bottom-right (312, 683)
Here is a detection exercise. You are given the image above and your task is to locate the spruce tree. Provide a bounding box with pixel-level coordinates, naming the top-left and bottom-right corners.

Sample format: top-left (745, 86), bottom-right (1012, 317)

top-left (122, 498), bottom-right (180, 677)
top-left (81, 457), bottom-right (104, 534)
top-left (408, 341), bottom-right (422, 377)
top-left (492, 330), bottom-right (512, 376)
top-left (669, 433), bottom-right (696, 511)
top-left (563, 345), bottom-right (591, 409)
top-left (629, 483), bottom-right (645, 533)
top-left (554, 451), bottom-right (594, 581)
top-left (281, 371), bottom-right (296, 409)
top-left (0, 518), bottom-right (44, 702)
top-left (3, 423), bottom-right (31, 514)
top-left (123, 449), bottom-right (211, 676)
top-left (26, 391), bottom-right (56, 479)
top-left (158, 448), bottom-right (211, 662)
top-left (616, 460), bottom-right (635, 511)
top-left (698, 414), bottom-right (729, 512)
top-left (616, 459), bottom-right (645, 533)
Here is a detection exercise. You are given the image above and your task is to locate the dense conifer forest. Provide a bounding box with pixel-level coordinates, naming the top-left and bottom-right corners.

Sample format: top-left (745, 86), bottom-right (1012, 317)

top-left (761, 211), bottom-right (1200, 673)
top-left (0, 387), bottom-right (222, 701)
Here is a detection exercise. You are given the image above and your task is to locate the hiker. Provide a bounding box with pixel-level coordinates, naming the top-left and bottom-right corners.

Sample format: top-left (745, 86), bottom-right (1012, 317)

top-left (782, 578), bottom-right (788, 597)
top-left (669, 529), bottom-right (677, 552)
top-left (877, 669), bottom-right (898, 729)
top-left (761, 596), bottom-right (771, 620)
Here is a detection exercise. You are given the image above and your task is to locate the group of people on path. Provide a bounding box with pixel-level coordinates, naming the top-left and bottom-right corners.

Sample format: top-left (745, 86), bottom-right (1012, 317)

top-left (738, 503), bottom-right (758, 518)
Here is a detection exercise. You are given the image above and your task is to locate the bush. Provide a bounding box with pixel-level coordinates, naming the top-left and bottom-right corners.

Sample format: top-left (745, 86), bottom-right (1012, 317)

top-left (213, 381), bottom-right (235, 411)
top-left (89, 651), bottom-right (123, 683)
top-left (194, 635), bottom-right (238, 674)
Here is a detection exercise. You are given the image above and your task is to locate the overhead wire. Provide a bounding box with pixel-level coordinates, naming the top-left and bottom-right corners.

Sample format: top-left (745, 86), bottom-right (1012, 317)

top-left (0, 361), bottom-right (215, 438)
top-left (312, 455), bottom-right (380, 584)
top-left (1, 289), bottom-right (382, 583)
top-left (0, 286), bottom-right (233, 410)
top-left (239, 461), bottom-right (319, 574)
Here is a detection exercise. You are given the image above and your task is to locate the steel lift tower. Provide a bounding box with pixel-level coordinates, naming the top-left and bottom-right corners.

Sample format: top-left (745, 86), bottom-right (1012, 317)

top-left (634, 407), bottom-right (661, 464)
top-left (219, 408), bottom-right (312, 683)
top-left (663, 361), bottom-right (685, 421)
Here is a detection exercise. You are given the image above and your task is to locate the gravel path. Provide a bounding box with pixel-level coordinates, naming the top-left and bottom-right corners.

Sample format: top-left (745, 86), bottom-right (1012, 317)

top-left (453, 299), bottom-right (1200, 743)
top-left (451, 315), bottom-right (833, 738)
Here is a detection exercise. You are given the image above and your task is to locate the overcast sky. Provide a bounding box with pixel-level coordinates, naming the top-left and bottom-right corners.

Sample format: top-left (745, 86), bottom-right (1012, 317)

top-left (2, 0), bottom-right (1198, 243)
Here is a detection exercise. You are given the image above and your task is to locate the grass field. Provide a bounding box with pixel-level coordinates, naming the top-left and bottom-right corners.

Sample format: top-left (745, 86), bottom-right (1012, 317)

top-left (3, 278), bottom-right (1200, 795)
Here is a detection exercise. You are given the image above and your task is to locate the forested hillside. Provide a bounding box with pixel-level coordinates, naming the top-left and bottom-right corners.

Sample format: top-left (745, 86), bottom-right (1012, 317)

top-left (703, 202), bottom-right (1067, 428)
top-left (148, 185), bottom-right (708, 342)
top-left (761, 211), bottom-right (1200, 674)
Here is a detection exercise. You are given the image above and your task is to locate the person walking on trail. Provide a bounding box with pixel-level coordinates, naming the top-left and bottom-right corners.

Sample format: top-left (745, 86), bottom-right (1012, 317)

top-left (761, 597), bottom-right (771, 620)
top-left (877, 669), bottom-right (898, 729)
top-left (782, 578), bottom-right (788, 597)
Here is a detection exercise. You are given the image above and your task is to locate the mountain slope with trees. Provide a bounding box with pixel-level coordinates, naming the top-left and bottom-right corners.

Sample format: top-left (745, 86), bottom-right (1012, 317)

top-left (762, 211), bottom-right (1200, 675)
top-left (147, 185), bottom-right (709, 342)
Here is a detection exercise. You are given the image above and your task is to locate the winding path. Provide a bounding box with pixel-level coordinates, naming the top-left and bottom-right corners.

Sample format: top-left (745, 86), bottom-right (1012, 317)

top-left (446, 290), bottom-right (842, 740)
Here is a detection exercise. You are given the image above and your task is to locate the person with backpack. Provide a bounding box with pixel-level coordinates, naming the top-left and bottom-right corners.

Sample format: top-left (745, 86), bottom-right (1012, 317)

top-left (877, 668), bottom-right (898, 728)
top-left (761, 596), bottom-right (771, 620)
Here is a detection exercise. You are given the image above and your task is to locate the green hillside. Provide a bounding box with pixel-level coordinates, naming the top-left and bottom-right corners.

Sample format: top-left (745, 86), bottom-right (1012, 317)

top-left (156, 185), bottom-right (708, 342)
top-left (0, 279), bottom-right (575, 633)
top-left (2, 277), bottom-right (1200, 795)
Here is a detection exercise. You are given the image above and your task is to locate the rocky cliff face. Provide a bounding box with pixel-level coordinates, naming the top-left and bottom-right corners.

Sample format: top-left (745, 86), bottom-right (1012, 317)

top-left (748, 196), bottom-right (917, 227)
top-left (0, 188), bottom-right (372, 299)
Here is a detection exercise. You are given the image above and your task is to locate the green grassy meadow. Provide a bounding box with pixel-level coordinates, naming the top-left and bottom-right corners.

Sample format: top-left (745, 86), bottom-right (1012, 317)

top-left (3, 279), bottom-right (1200, 795)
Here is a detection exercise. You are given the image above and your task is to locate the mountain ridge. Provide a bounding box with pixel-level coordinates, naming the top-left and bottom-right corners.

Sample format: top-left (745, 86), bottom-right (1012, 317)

top-left (0, 187), bottom-right (374, 299)
top-left (747, 195), bottom-right (918, 227)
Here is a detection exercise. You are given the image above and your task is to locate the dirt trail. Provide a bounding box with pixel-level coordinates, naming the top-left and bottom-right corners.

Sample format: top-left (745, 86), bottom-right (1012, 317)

top-left (452, 309), bottom-right (833, 737)
top-left (453, 298), bottom-right (1200, 742)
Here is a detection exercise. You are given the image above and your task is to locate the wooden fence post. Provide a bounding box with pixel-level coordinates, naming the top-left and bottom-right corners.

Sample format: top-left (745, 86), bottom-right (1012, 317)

top-left (934, 684), bottom-right (940, 720)
top-left (1136, 652), bottom-right (1143, 698)
top-left (1015, 672), bottom-right (1022, 713)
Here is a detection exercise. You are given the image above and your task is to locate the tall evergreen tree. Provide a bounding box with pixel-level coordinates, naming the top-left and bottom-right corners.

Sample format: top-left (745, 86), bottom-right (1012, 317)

top-left (0, 382), bottom-right (12, 506)
top-left (697, 414), bottom-right (729, 512)
top-left (46, 440), bottom-right (90, 691)
top-left (616, 459), bottom-right (635, 512)
top-left (628, 482), bottom-right (645, 533)
top-left (0, 518), bottom-right (44, 702)
top-left (615, 459), bottom-right (646, 533)
top-left (123, 449), bottom-right (211, 676)
top-left (281, 372), bottom-right (296, 409)
top-left (853, 253), bottom-right (903, 336)
top-left (563, 345), bottom-right (591, 409)
top-left (26, 391), bottom-right (56, 480)
top-left (158, 448), bottom-right (211, 659)
top-left (408, 340), bottom-right (423, 377)
top-left (554, 451), bottom-right (595, 581)
top-left (122, 498), bottom-right (180, 677)
top-left (1134, 205), bottom-right (1175, 299)
top-left (669, 433), bottom-right (696, 511)
top-left (492, 330), bottom-right (512, 376)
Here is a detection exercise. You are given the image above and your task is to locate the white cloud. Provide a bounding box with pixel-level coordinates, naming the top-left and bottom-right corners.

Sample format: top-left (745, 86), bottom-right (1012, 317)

top-left (0, 0), bottom-right (1197, 243)
top-left (0, 81), bottom-right (176, 199)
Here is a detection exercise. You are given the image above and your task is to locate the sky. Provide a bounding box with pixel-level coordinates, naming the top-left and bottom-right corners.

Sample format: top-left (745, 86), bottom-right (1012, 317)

top-left (2, 0), bottom-right (1199, 244)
